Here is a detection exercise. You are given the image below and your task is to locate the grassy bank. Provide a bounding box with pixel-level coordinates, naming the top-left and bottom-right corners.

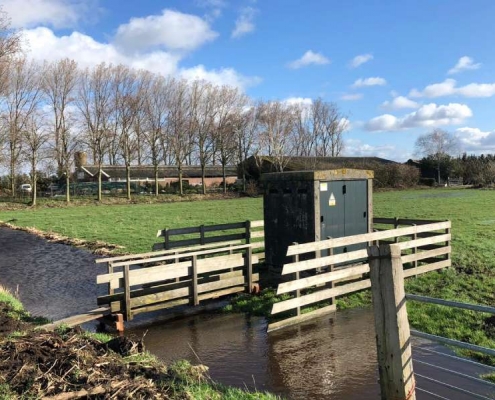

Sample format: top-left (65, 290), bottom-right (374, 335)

top-left (2, 188), bottom-right (495, 361)
top-left (0, 286), bottom-right (280, 399)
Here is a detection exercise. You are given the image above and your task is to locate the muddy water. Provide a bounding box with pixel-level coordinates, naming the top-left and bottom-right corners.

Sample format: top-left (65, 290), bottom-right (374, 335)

top-left (0, 227), bottom-right (101, 320)
top-left (129, 309), bottom-right (380, 399)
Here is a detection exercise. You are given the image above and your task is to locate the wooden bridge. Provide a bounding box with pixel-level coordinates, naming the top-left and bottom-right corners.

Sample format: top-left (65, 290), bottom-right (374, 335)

top-left (44, 217), bottom-right (451, 333)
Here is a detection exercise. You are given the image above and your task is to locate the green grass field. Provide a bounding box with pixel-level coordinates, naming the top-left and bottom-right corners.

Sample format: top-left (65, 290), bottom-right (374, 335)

top-left (2, 188), bottom-right (495, 361)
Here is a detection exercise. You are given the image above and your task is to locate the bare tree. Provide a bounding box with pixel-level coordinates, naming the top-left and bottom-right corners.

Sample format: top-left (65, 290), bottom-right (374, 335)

top-left (42, 58), bottom-right (79, 202)
top-left (22, 112), bottom-right (50, 205)
top-left (143, 73), bottom-right (171, 195)
top-left (258, 100), bottom-right (298, 172)
top-left (77, 63), bottom-right (113, 201)
top-left (0, 8), bottom-right (21, 97)
top-left (110, 64), bottom-right (138, 200)
top-left (236, 101), bottom-right (260, 191)
top-left (415, 128), bottom-right (460, 184)
top-left (313, 98), bottom-right (347, 157)
top-left (167, 79), bottom-right (190, 195)
top-left (212, 86), bottom-right (246, 193)
top-left (189, 80), bottom-right (216, 194)
top-left (0, 58), bottom-right (42, 196)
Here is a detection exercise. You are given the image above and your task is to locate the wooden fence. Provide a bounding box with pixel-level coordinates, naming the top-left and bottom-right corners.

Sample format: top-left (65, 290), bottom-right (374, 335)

top-left (96, 243), bottom-right (260, 321)
top-left (268, 218), bottom-right (451, 332)
top-left (153, 220), bottom-right (265, 252)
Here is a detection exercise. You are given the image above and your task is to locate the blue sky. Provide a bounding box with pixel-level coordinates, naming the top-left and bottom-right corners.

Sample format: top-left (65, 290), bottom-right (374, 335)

top-left (3, 0), bottom-right (495, 161)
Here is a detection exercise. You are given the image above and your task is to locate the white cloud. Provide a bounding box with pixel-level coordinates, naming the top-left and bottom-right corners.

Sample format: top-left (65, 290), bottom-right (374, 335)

top-left (410, 78), bottom-right (495, 98)
top-left (343, 138), bottom-right (405, 161)
top-left (349, 53), bottom-right (373, 68)
top-left (381, 96), bottom-right (419, 110)
top-left (21, 27), bottom-right (259, 90)
top-left (455, 127), bottom-right (495, 153)
top-left (231, 7), bottom-right (257, 38)
top-left (1, 0), bottom-right (91, 28)
top-left (179, 65), bottom-right (262, 89)
top-left (288, 50), bottom-right (330, 69)
top-left (448, 56), bottom-right (481, 75)
top-left (341, 93), bottom-right (363, 101)
top-left (282, 97), bottom-right (313, 107)
top-left (352, 77), bottom-right (386, 88)
top-left (113, 9), bottom-right (218, 54)
top-left (365, 103), bottom-right (472, 132)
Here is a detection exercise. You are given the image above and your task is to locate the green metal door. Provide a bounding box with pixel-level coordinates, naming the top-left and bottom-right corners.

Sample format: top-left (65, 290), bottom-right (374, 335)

top-left (320, 180), bottom-right (368, 255)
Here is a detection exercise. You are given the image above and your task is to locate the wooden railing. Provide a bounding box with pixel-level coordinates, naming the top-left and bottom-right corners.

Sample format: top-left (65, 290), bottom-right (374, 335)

top-left (268, 219), bottom-right (451, 332)
top-left (96, 243), bottom-right (260, 321)
top-left (153, 220), bottom-right (265, 251)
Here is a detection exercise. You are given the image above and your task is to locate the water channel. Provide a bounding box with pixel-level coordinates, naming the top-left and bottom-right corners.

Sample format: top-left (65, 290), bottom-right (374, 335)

top-left (1, 227), bottom-right (495, 399)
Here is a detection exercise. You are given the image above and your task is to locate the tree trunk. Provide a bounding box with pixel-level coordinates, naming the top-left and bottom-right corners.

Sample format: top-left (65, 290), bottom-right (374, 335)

top-left (10, 152), bottom-right (15, 197)
top-left (154, 164), bottom-right (159, 196)
top-left (437, 160), bottom-right (441, 185)
top-left (97, 167), bottom-right (102, 201)
top-left (126, 164), bottom-right (131, 200)
top-left (65, 171), bottom-right (70, 203)
top-left (178, 164), bottom-right (183, 196)
top-left (201, 164), bottom-right (206, 195)
top-left (222, 163), bottom-right (227, 194)
top-left (31, 157), bottom-right (37, 206)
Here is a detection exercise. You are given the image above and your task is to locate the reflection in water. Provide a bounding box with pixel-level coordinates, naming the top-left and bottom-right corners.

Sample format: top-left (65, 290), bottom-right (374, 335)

top-left (129, 309), bottom-right (380, 399)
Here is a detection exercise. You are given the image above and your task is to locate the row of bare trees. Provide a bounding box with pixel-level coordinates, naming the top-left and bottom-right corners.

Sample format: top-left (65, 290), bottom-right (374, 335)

top-left (0, 41), bottom-right (348, 204)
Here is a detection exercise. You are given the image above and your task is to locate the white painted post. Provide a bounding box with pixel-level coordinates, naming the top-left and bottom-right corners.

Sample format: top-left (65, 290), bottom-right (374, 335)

top-left (368, 244), bottom-right (416, 400)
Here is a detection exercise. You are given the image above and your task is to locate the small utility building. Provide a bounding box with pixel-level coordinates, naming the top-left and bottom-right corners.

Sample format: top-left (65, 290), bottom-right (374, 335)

top-left (261, 169), bottom-right (374, 269)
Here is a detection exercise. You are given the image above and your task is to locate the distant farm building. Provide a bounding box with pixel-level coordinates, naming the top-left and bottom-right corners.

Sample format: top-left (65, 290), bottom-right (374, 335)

top-left (240, 155), bottom-right (398, 180)
top-left (73, 152), bottom-right (237, 187)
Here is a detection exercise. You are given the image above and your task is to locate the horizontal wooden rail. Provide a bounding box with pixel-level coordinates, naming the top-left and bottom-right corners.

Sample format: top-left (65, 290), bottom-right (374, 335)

top-left (287, 221), bottom-right (450, 256)
top-left (110, 243), bottom-right (254, 268)
top-left (97, 240), bottom-right (242, 264)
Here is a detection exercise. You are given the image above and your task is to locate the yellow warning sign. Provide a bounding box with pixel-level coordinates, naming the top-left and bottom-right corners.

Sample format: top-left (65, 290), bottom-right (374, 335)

top-left (329, 193), bottom-right (336, 206)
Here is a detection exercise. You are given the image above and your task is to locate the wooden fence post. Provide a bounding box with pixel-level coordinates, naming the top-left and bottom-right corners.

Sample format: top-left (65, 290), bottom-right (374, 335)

top-left (245, 246), bottom-right (253, 293)
top-left (200, 225), bottom-right (205, 245)
top-left (191, 255), bottom-right (198, 306)
top-left (245, 220), bottom-right (252, 244)
top-left (123, 264), bottom-right (132, 321)
top-left (368, 244), bottom-right (416, 400)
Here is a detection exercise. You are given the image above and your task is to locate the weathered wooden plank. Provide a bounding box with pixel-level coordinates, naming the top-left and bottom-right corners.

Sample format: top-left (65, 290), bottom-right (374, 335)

top-left (403, 259), bottom-right (451, 278)
top-left (150, 239), bottom-right (242, 253)
top-left (277, 264), bottom-right (370, 295)
top-left (282, 249), bottom-right (368, 275)
top-left (368, 244), bottom-right (416, 400)
top-left (203, 221), bottom-right (246, 232)
top-left (272, 279), bottom-right (371, 314)
top-left (132, 299), bottom-right (190, 316)
top-left (401, 246), bottom-right (450, 264)
top-left (97, 260), bottom-right (191, 285)
top-left (287, 221), bottom-right (450, 256)
top-left (166, 226), bottom-right (202, 235)
top-left (267, 304), bottom-right (336, 333)
top-left (198, 286), bottom-right (244, 301)
top-left (398, 218), bottom-right (443, 225)
top-left (41, 307), bottom-right (110, 330)
top-left (250, 220), bottom-right (264, 228)
top-left (251, 241), bottom-right (265, 249)
top-left (203, 233), bottom-right (245, 244)
top-left (397, 234), bottom-right (450, 250)
top-left (250, 231), bottom-right (265, 239)
top-left (192, 255), bottom-right (198, 306)
top-left (110, 243), bottom-right (252, 267)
